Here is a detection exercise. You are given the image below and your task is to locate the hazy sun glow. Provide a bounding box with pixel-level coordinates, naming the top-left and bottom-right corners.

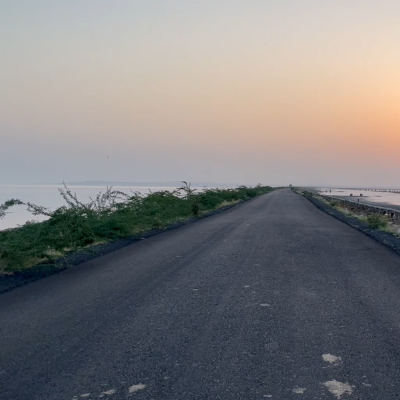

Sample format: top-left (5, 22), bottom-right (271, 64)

top-left (1, 1), bottom-right (399, 186)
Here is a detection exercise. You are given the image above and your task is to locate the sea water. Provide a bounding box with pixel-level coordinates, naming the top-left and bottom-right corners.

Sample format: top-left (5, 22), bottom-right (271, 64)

top-left (318, 188), bottom-right (400, 209)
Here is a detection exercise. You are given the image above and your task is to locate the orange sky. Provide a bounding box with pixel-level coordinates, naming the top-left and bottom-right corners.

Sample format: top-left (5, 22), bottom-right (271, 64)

top-left (1, 1), bottom-right (399, 185)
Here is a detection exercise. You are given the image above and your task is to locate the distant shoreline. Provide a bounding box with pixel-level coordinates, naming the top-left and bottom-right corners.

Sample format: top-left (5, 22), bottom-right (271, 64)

top-left (0, 182), bottom-right (239, 188)
top-left (32, 181), bottom-right (239, 188)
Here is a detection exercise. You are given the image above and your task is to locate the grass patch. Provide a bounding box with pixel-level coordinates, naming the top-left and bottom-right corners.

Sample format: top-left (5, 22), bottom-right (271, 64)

top-left (0, 183), bottom-right (273, 273)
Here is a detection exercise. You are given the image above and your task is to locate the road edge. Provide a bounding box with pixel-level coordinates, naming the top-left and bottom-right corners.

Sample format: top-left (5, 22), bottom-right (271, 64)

top-left (0, 193), bottom-right (273, 294)
top-left (301, 192), bottom-right (400, 257)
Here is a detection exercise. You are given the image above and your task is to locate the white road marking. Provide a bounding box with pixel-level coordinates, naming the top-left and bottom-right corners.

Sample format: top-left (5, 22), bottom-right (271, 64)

top-left (292, 387), bottom-right (306, 394)
top-left (322, 354), bottom-right (342, 365)
top-left (129, 384), bottom-right (146, 393)
top-left (323, 380), bottom-right (353, 398)
top-left (101, 389), bottom-right (117, 395)
top-left (80, 394), bottom-right (91, 398)
top-left (260, 303), bottom-right (271, 307)
top-left (362, 383), bottom-right (372, 387)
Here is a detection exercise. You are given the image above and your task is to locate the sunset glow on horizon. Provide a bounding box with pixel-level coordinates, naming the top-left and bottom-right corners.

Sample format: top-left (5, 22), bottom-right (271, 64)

top-left (1, 1), bottom-right (399, 186)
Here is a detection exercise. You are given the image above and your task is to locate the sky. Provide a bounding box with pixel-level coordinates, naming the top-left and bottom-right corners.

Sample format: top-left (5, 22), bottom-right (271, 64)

top-left (1, 1), bottom-right (399, 187)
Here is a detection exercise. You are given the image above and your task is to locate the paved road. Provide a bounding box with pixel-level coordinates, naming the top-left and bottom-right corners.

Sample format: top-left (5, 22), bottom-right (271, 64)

top-left (1, 189), bottom-right (400, 400)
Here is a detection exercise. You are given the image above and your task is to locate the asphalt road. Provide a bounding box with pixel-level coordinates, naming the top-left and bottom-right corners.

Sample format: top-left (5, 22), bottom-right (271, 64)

top-left (1, 189), bottom-right (400, 400)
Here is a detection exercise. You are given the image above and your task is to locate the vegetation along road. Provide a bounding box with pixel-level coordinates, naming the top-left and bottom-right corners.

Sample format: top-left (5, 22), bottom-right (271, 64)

top-left (1, 189), bottom-right (400, 399)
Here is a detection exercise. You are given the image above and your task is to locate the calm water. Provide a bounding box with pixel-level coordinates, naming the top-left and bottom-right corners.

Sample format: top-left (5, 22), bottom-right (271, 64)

top-left (318, 188), bottom-right (400, 209)
top-left (0, 185), bottom-right (186, 230)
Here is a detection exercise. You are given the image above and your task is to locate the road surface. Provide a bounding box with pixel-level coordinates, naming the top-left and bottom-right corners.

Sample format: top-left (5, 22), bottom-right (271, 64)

top-left (1, 189), bottom-right (400, 399)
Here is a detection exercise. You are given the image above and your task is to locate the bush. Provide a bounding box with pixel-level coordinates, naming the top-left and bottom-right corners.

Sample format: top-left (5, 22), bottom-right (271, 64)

top-left (329, 201), bottom-right (340, 209)
top-left (367, 214), bottom-right (388, 230)
top-left (0, 183), bottom-right (273, 272)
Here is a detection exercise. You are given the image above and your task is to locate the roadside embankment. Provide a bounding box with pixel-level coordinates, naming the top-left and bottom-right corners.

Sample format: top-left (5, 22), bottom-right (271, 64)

top-left (296, 189), bottom-right (400, 257)
top-left (318, 194), bottom-right (400, 220)
top-left (0, 184), bottom-right (275, 292)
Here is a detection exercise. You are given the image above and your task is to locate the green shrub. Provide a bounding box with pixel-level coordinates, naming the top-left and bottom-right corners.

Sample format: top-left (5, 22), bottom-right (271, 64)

top-left (367, 214), bottom-right (388, 230)
top-left (0, 183), bottom-right (273, 272)
top-left (329, 201), bottom-right (340, 208)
